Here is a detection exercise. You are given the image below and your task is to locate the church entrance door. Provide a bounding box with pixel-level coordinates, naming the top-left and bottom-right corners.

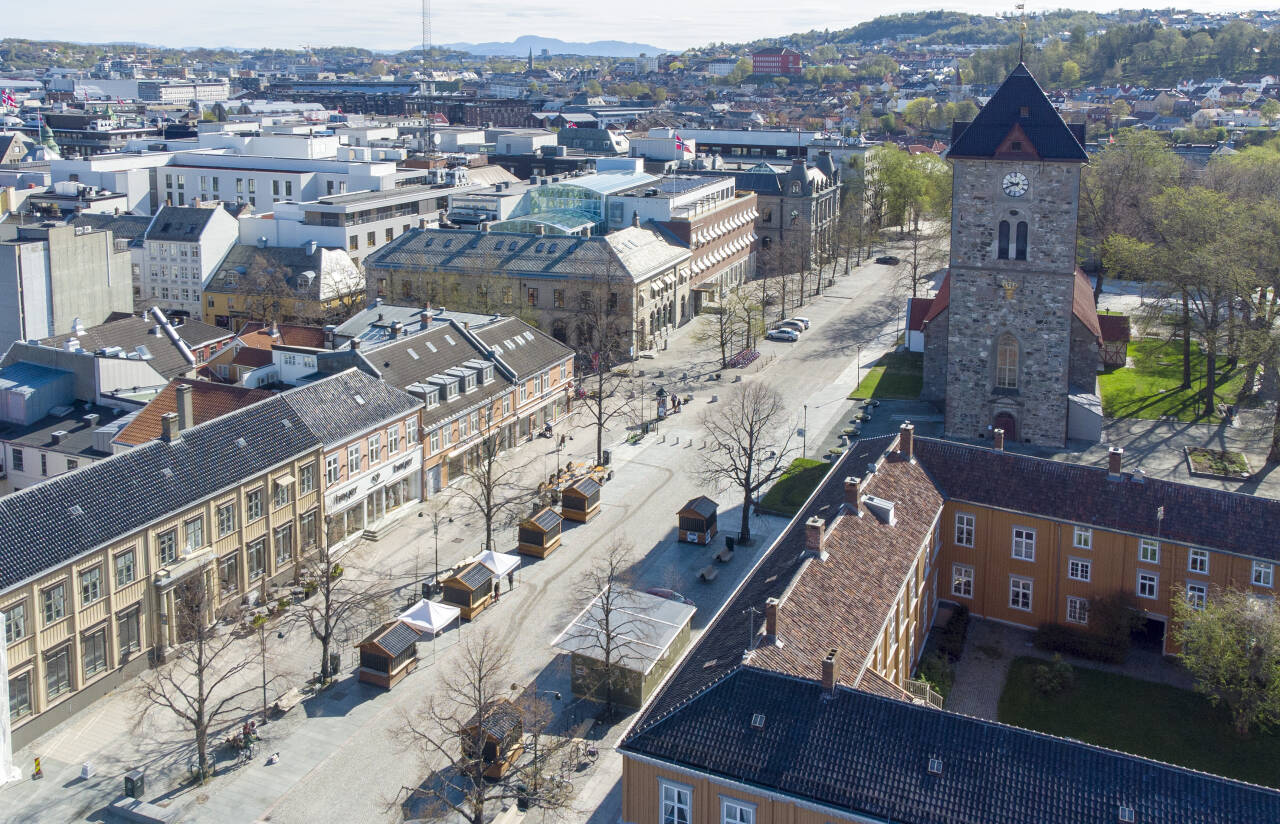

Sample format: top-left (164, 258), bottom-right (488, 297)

top-left (994, 412), bottom-right (1017, 442)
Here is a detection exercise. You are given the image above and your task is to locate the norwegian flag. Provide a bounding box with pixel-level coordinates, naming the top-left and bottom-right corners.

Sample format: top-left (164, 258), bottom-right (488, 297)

top-left (674, 133), bottom-right (690, 153)
top-left (0, 90), bottom-right (16, 108)
top-left (564, 121), bottom-right (577, 128)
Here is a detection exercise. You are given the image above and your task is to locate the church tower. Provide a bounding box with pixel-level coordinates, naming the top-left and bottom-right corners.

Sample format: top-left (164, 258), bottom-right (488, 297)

top-left (926, 63), bottom-right (1096, 447)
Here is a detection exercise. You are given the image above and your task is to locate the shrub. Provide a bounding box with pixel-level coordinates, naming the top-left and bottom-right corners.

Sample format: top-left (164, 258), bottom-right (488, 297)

top-left (1032, 654), bottom-right (1076, 695)
top-left (917, 652), bottom-right (955, 698)
top-left (1033, 594), bottom-right (1142, 664)
top-left (933, 603), bottom-right (971, 662)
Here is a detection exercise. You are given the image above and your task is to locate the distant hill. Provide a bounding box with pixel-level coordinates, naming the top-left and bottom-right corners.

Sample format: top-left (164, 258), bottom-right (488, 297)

top-left (438, 34), bottom-right (666, 58)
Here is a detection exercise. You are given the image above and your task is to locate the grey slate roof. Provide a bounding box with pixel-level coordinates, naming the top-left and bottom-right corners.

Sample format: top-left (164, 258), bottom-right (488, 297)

top-left (0, 403), bottom-right (117, 460)
top-left (70, 213), bottom-right (152, 244)
top-left (0, 369), bottom-right (420, 593)
top-left (471, 318), bottom-right (570, 379)
top-left (622, 667), bottom-right (1280, 824)
top-left (143, 205), bottom-right (220, 242)
top-left (949, 63), bottom-right (1088, 162)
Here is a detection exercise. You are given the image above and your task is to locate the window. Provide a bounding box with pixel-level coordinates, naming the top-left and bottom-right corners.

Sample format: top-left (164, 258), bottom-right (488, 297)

top-left (326, 455), bottom-right (341, 484)
top-left (996, 334), bottom-right (1019, 389)
top-left (45, 646), bottom-right (71, 699)
top-left (660, 780), bottom-right (691, 824)
top-left (183, 516), bottom-right (204, 553)
top-left (560, 363), bottom-right (567, 382)
top-left (219, 553), bottom-right (239, 595)
top-left (997, 219), bottom-right (1011, 259)
top-left (349, 235), bottom-right (359, 251)
top-left (1186, 582), bottom-right (1207, 610)
top-left (386, 228), bottom-right (394, 243)
top-left (367, 231), bottom-right (376, 246)
top-left (368, 434), bottom-right (382, 464)
top-left (285, 181), bottom-right (293, 197)
top-left (299, 463), bottom-right (315, 495)
top-left (442, 425), bottom-right (452, 447)
top-left (347, 444), bottom-right (361, 474)
top-left (300, 511), bottom-right (318, 548)
top-left (217, 502), bottom-right (237, 537)
top-left (952, 564), bottom-right (974, 598)
top-left (1068, 557), bottom-right (1091, 582)
top-left (502, 395), bottom-right (511, 416)
top-left (246, 489), bottom-right (263, 522)
top-left (40, 453), bottom-right (47, 476)
top-left (3, 602), bottom-right (26, 644)
top-left (80, 566), bottom-right (102, 605)
top-left (156, 527), bottom-right (177, 565)
top-left (954, 512), bottom-right (975, 547)
top-left (274, 479), bottom-right (291, 509)
top-left (406, 419), bottom-right (419, 445)
top-left (273, 180), bottom-right (280, 196)
top-left (430, 429), bottom-right (440, 454)
top-left (1253, 562), bottom-right (1274, 588)
top-left (388, 426), bottom-right (401, 454)
top-left (82, 627), bottom-right (107, 678)
top-left (1015, 221), bottom-right (1028, 260)
top-left (1073, 526), bottom-right (1092, 550)
top-left (67, 458), bottom-right (78, 471)
top-left (553, 289), bottom-right (565, 308)
top-left (1139, 539), bottom-right (1160, 564)
top-left (9, 671), bottom-right (32, 721)
top-left (248, 178), bottom-right (256, 194)
top-left (10, 448), bottom-right (21, 472)
top-left (236, 178), bottom-right (243, 193)
top-left (1011, 526), bottom-right (1036, 561)
top-left (527, 287), bottom-right (539, 306)
top-left (115, 548), bottom-right (136, 588)
top-left (459, 415), bottom-right (470, 439)
top-left (1009, 576), bottom-right (1033, 611)
top-left (1189, 548), bottom-right (1209, 575)
top-left (275, 524), bottom-right (294, 566)
top-left (1137, 571), bottom-right (1159, 599)
top-left (1066, 596), bottom-right (1089, 625)
top-left (116, 607), bottom-right (141, 657)
top-left (248, 539), bottom-right (266, 579)
top-left (721, 798), bottom-right (755, 824)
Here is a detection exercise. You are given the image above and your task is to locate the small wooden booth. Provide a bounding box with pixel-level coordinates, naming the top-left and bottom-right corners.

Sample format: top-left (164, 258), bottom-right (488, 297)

top-left (356, 620), bottom-right (420, 689)
top-left (461, 698), bottom-right (525, 779)
top-left (441, 561), bottom-right (496, 620)
top-left (518, 507), bottom-right (564, 558)
top-left (677, 496), bottom-right (719, 545)
top-left (561, 477), bottom-right (602, 523)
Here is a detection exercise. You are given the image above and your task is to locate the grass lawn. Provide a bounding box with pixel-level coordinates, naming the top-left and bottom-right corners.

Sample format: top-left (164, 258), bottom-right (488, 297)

top-left (1098, 339), bottom-right (1247, 423)
top-left (998, 657), bottom-right (1280, 788)
top-left (849, 351), bottom-right (923, 400)
top-left (759, 458), bottom-right (830, 516)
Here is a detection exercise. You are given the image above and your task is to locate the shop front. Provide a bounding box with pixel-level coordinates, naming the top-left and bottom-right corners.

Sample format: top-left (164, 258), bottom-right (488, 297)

top-left (326, 451), bottom-right (422, 547)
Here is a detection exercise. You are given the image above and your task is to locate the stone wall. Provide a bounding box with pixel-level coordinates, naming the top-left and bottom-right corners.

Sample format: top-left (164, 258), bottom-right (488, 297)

top-left (921, 310), bottom-right (948, 403)
top-left (1069, 316), bottom-right (1101, 393)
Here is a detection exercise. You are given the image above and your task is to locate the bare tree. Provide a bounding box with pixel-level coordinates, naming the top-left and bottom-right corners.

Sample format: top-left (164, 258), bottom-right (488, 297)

top-left (291, 546), bottom-right (392, 683)
top-left (140, 576), bottom-right (260, 782)
top-left (697, 383), bottom-right (796, 543)
top-left (563, 539), bottom-right (645, 718)
top-left (899, 218), bottom-right (949, 299)
top-left (691, 285), bottom-right (755, 368)
top-left (573, 259), bottom-right (638, 465)
top-left (454, 430), bottom-right (533, 552)
top-left (400, 630), bottom-right (571, 824)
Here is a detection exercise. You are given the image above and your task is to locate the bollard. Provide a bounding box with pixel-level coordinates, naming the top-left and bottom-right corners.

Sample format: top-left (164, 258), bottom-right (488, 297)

top-left (33, 756), bottom-right (42, 780)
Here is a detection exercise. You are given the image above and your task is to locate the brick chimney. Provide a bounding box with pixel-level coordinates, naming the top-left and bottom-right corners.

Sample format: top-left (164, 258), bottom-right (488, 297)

top-left (993, 428), bottom-right (1005, 451)
top-left (160, 411), bottom-right (180, 443)
top-left (899, 421), bottom-right (914, 461)
top-left (1108, 446), bottom-right (1124, 478)
top-left (176, 383), bottom-right (194, 431)
top-left (821, 648), bottom-right (838, 695)
top-left (843, 476), bottom-right (861, 507)
top-left (805, 516), bottom-right (826, 558)
top-left (765, 597), bottom-right (779, 638)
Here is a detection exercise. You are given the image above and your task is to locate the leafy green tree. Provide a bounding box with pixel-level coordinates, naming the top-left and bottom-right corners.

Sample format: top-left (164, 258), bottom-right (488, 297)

top-left (1172, 586), bottom-right (1280, 737)
top-left (1058, 59), bottom-right (1081, 86)
top-left (1110, 100), bottom-right (1131, 121)
top-left (1261, 99), bottom-right (1280, 123)
top-left (903, 97), bottom-right (933, 130)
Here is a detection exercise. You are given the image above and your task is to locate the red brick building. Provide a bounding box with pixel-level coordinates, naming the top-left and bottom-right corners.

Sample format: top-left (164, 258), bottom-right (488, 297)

top-left (751, 47), bottom-right (803, 76)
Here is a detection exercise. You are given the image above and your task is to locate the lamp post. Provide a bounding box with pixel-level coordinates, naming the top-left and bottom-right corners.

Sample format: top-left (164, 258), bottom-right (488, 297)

top-left (802, 404), bottom-right (808, 458)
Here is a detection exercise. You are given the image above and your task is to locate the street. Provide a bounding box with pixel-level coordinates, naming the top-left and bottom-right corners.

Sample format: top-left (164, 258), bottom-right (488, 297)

top-left (0, 252), bottom-right (910, 824)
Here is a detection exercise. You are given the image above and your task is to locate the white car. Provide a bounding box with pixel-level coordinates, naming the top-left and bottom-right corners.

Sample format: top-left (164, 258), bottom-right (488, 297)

top-left (766, 328), bottom-right (799, 342)
top-left (788, 317), bottom-right (811, 329)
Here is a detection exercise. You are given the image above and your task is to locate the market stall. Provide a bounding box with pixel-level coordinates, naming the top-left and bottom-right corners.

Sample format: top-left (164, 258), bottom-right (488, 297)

top-left (677, 496), bottom-right (719, 545)
top-left (517, 507), bottom-right (564, 558)
top-left (561, 477), bottom-right (602, 523)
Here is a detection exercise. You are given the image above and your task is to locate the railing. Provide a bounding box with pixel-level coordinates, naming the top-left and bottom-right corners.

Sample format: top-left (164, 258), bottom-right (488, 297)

top-left (905, 678), bottom-right (944, 709)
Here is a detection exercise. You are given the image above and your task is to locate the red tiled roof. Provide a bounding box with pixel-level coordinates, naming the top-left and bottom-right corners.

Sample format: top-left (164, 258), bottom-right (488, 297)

top-left (1072, 268), bottom-right (1103, 342)
top-left (1097, 313), bottom-right (1131, 342)
top-left (115, 378), bottom-right (274, 446)
top-left (906, 297), bottom-right (935, 332)
top-left (231, 348), bottom-right (273, 368)
top-left (921, 271), bottom-right (950, 324)
top-left (236, 322), bottom-right (329, 350)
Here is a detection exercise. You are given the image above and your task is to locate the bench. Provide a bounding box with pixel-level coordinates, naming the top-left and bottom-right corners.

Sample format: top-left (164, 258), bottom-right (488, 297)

top-left (109, 797), bottom-right (179, 824)
top-left (699, 565), bottom-right (719, 583)
top-left (715, 548), bottom-right (734, 563)
top-left (273, 687), bottom-right (304, 715)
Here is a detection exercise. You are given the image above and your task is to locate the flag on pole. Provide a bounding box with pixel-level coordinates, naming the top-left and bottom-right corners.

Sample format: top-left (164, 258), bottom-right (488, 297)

top-left (0, 90), bottom-right (16, 108)
top-left (674, 132), bottom-right (689, 153)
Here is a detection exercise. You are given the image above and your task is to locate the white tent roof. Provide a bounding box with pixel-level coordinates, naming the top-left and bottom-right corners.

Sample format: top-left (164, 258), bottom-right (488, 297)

top-left (477, 549), bottom-right (520, 577)
top-left (398, 599), bottom-right (461, 636)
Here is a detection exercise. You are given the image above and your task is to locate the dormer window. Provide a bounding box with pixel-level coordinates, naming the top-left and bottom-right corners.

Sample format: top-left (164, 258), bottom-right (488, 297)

top-left (1010, 140), bottom-right (1023, 151)
top-left (482, 366), bottom-right (494, 384)
top-left (464, 373), bottom-right (477, 392)
top-left (1019, 106), bottom-right (1030, 118)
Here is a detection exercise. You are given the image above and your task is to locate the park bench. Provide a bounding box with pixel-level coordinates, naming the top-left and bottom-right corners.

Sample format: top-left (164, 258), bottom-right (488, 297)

top-left (273, 686), bottom-right (304, 716)
top-left (715, 547), bottom-right (734, 563)
top-left (699, 565), bottom-right (719, 583)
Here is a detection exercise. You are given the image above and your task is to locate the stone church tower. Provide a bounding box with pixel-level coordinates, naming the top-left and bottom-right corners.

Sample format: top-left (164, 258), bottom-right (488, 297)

top-left (921, 63), bottom-right (1101, 447)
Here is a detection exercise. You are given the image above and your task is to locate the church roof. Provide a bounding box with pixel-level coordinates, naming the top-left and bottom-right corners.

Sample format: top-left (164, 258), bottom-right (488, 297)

top-left (949, 64), bottom-right (1088, 162)
top-left (921, 268), bottom-right (1102, 344)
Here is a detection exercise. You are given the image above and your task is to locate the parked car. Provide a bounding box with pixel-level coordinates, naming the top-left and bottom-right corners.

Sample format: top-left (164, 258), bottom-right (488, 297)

top-left (777, 320), bottom-right (805, 334)
top-left (765, 328), bottom-right (800, 342)
top-left (875, 255), bottom-right (900, 265)
top-left (646, 588), bottom-right (695, 607)
top-left (789, 316), bottom-right (811, 329)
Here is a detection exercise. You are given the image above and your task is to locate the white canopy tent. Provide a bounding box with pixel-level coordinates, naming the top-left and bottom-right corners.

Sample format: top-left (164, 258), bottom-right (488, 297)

top-left (398, 599), bottom-right (462, 637)
top-left (477, 550), bottom-right (520, 578)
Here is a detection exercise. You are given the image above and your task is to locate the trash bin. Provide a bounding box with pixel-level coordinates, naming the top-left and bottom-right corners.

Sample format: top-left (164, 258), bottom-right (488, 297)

top-left (328, 651), bottom-right (342, 676)
top-left (516, 783), bottom-right (531, 811)
top-left (601, 449), bottom-right (611, 466)
top-left (124, 768), bottom-right (145, 799)
top-left (725, 535), bottom-right (735, 551)
top-left (421, 581), bottom-right (431, 600)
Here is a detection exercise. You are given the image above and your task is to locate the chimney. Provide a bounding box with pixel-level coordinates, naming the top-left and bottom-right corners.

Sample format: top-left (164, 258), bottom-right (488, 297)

top-left (899, 421), bottom-right (914, 461)
top-left (51, 430), bottom-right (68, 444)
top-left (391, 320), bottom-right (403, 338)
top-left (993, 428), bottom-right (1005, 451)
top-left (305, 239), bottom-right (317, 255)
top-left (269, 320), bottom-right (280, 338)
top-left (536, 224), bottom-right (546, 235)
top-left (176, 383), bottom-right (194, 431)
top-left (805, 516), bottom-right (826, 559)
top-left (1108, 446), bottom-right (1124, 478)
top-left (843, 476), bottom-right (861, 507)
top-left (480, 222), bottom-right (491, 233)
top-left (160, 411), bottom-right (179, 443)
top-left (765, 597), bottom-right (779, 638)
top-left (82, 413), bottom-right (100, 427)
top-left (350, 338), bottom-right (361, 351)
top-left (323, 324), bottom-right (336, 348)
top-left (631, 211), bottom-right (640, 228)
top-left (821, 648), bottom-right (838, 695)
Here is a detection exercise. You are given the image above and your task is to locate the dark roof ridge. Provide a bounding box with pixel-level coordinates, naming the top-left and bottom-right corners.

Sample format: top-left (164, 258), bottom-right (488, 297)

top-left (625, 663), bottom-right (746, 741)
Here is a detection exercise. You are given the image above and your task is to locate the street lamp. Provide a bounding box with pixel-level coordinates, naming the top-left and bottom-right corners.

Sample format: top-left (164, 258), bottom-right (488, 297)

top-left (802, 404), bottom-right (808, 458)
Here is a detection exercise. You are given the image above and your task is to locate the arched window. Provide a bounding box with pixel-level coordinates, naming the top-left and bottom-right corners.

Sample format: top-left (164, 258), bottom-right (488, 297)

top-left (997, 220), bottom-right (1011, 260)
top-left (996, 334), bottom-right (1019, 389)
top-left (1015, 221), bottom-right (1028, 260)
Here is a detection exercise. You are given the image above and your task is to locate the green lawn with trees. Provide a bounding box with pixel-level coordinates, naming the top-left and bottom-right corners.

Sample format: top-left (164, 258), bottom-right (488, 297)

top-left (849, 351), bottom-right (923, 400)
top-left (1098, 339), bottom-right (1246, 423)
top-left (759, 458), bottom-right (830, 516)
top-left (998, 657), bottom-right (1280, 788)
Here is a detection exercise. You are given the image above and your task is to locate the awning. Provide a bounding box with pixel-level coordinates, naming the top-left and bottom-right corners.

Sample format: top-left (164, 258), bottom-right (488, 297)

top-left (398, 599), bottom-right (461, 636)
top-left (275, 475), bottom-right (296, 486)
top-left (477, 549), bottom-right (520, 577)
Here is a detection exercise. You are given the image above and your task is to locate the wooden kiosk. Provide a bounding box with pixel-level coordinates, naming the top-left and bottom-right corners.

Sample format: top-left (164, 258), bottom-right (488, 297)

top-left (677, 496), bottom-right (719, 545)
top-left (461, 699), bottom-right (525, 779)
top-left (518, 507), bottom-right (564, 558)
top-left (356, 620), bottom-right (420, 689)
top-left (561, 477), bottom-right (602, 523)
top-left (441, 561), bottom-right (496, 620)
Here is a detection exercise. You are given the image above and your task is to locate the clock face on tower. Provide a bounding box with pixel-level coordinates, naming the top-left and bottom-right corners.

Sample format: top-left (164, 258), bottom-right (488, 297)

top-left (1002, 171), bottom-right (1029, 197)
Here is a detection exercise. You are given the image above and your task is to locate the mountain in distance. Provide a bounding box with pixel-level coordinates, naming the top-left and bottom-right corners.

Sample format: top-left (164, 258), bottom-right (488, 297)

top-left (438, 34), bottom-right (667, 58)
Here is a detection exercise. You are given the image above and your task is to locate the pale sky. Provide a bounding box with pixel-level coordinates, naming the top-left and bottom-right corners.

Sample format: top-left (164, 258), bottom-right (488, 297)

top-left (7, 1), bottom-right (1267, 54)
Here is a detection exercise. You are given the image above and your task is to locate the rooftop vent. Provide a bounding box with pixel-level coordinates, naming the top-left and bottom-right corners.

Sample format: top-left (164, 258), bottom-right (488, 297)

top-left (750, 714), bottom-right (765, 729)
top-left (927, 758), bottom-right (943, 775)
top-left (67, 505), bottom-right (84, 516)
top-left (354, 394), bottom-right (366, 405)
top-left (51, 430), bottom-right (69, 444)
top-left (863, 495), bottom-right (897, 526)
top-left (1118, 807), bottom-right (1135, 823)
